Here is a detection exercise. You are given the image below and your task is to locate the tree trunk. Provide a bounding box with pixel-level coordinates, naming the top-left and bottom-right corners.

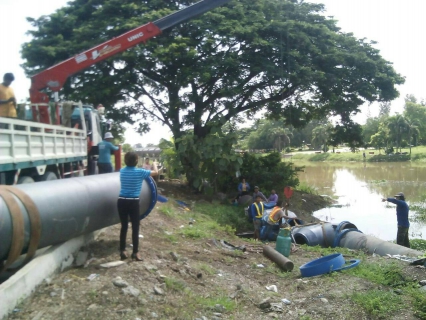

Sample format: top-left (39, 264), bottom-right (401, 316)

top-left (409, 129), bottom-right (412, 155)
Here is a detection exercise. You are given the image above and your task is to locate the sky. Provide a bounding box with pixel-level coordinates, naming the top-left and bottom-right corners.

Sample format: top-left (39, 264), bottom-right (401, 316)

top-left (1, 0), bottom-right (425, 145)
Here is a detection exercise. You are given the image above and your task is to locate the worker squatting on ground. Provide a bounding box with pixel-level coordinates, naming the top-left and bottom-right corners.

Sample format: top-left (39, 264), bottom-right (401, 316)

top-left (97, 132), bottom-right (119, 174)
top-left (118, 152), bottom-right (158, 261)
top-left (261, 200), bottom-right (295, 240)
top-left (382, 192), bottom-right (410, 248)
top-left (0, 73), bottom-right (16, 118)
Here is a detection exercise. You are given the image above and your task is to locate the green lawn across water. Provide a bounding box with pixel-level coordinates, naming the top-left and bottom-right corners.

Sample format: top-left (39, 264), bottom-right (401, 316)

top-left (285, 146), bottom-right (426, 163)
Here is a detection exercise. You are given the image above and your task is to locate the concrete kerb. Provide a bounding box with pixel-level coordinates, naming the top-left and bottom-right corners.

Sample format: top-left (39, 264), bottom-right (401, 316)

top-left (0, 229), bottom-right (105, 320)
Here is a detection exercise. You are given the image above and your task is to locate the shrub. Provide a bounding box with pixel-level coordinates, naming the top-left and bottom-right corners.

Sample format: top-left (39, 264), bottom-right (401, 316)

top-left (233, 152), bottom-right (299, 193)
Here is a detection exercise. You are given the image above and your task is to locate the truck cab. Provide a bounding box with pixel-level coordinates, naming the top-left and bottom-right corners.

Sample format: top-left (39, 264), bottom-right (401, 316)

top-left (70, 104), bottom-right (104, 150)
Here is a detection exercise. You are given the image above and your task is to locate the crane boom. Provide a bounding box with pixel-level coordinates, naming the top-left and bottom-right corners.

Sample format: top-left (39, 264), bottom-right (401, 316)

top-left (29, 0), bottom-right (231, 104)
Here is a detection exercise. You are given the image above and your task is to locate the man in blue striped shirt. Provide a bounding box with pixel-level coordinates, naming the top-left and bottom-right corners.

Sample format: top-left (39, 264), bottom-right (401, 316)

top-left (118, 152), bottom-right (158, 261)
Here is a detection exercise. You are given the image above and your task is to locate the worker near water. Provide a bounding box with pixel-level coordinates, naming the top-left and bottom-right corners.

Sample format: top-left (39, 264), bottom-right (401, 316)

top-left (250, 195), bottom-right (265, 240)
top-left (382, 192), bottom-right (410, 248)
top-left (252, 186), bottom-right (267, 202)
top-left (261, 200), bottom-right (295, 239)
top-left (118, 152), bottom-right (158, 261)
top-left (0, 73), bottom-right (17, 118)
top-left (97, 132), bottom-right (119, 174)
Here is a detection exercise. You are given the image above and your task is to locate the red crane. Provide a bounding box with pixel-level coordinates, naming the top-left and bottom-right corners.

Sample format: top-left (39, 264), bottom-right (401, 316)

top-left (29, 0), bottom-right (231, 104)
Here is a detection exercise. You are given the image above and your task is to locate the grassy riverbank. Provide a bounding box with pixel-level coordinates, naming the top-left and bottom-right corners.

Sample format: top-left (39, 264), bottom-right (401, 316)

top-left (8, 181), bottom-right (426, 320)
top-left (286, 146), bottom-right (426, 163)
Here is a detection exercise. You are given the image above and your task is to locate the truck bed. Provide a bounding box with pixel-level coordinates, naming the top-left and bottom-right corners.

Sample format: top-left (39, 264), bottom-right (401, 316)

top-left (0, 117), bottom-right (87, 171)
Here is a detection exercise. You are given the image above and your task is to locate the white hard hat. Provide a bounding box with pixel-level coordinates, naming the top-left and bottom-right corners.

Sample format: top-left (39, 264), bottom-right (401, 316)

top-left (104, 132), bottom-right (114, 139)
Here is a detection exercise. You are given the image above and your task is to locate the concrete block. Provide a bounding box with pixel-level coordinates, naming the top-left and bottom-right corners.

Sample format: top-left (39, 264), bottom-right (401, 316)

top-left (0, 230), bottom-right (103, 320)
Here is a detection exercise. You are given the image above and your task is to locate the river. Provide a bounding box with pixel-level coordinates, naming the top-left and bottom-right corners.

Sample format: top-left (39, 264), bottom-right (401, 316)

top-left (297, 162), bottom-right (426, 241)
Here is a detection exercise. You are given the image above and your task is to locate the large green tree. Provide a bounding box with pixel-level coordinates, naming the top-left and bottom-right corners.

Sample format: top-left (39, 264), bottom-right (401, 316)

top-left (387, 114), bottom-right (408, 152)
top-left (244, 119), bottom-right (292, 151)
top-left (403, 98), bottom-right (426, 144)
top-left (22, 0), bottom-right (404, 186)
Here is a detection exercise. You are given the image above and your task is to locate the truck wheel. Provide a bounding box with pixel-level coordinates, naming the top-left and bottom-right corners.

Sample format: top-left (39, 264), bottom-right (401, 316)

top-left (40, 171), bottom-right (58, 181)
top-left (17, 176), bottom-right (35, 184)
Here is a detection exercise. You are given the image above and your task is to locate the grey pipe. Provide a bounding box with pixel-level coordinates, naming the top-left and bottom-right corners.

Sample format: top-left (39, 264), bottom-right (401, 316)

top-left (292, 222), bottom-right (357, 247)
top-left (0, 173), bottom-right (156, 266)
top-left (339, 231), bottom-right (423, 257)
top-left (291, 221), bottom-right (423, 257)
top-left (263, 245), bottom-right (294, 271)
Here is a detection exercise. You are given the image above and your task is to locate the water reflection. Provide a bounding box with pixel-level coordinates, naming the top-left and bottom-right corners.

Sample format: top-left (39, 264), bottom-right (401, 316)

top-left (298, 162), bottom-right (426, 241)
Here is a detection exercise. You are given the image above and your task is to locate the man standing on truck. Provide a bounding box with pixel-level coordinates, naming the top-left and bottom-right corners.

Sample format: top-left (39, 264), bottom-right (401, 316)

top-left (0, 73), bottom-right (17, 118)
top-left (98, 132), bottom-right (119, 174)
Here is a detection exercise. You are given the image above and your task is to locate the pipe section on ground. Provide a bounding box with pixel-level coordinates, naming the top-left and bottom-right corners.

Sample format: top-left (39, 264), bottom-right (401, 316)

top-left (0, 173), bottom-right (157, 268)
top-left (263, 245), bottom-right (294, 271)
top-left (292, 221), bottom-right (358, 247)
top-left (339, 231), bottom-right (423, 257)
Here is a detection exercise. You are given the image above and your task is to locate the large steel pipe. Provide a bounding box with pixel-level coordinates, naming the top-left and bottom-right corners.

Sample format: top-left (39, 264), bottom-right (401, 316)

top-left (339, 231), bottom-right (423, 257)
top-left (0, 173), bottom-right (157, 268)
top-left (292, 222), bottom-right (357, 247)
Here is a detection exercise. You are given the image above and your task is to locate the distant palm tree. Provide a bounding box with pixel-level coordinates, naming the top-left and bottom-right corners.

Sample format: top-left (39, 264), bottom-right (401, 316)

top-left (387, 115), bottom-right (408, 153)
top-left (268, 127), bottom-right (292, 152)
top-left (312, 126), bottom-right (329, 151)
top-left (405, 118), bottom-right (419, 155)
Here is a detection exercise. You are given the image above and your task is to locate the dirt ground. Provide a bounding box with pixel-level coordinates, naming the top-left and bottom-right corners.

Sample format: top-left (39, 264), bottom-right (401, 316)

top-left (5, 181), bottom-right (426, 320)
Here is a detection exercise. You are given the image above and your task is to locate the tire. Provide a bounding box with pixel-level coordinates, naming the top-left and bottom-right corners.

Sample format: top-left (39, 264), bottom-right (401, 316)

top-left (17, 176), bottom-right (35, 184)
top-left (40, 171), bottom-right (58, 181)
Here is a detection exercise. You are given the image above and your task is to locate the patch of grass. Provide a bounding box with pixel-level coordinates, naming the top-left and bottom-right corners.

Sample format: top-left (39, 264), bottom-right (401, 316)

top-left (223, 256), bottom-right (235, 264)
top-left (289, 148), bottom-right (418, 163)
top-left (197, 263), bottom-right (216, 275)
top-left (199, 218), bottom-right (235, 234)
top-left (295, 182), bottom-right (318, 195)
top-left (179, 226), bottom-right (209, 239)
top-left (228, 249), bottom-right (244, 257)
top-left (264, 263), bottom-right (293, 278)
top-left (410, 195), bottom-right (426, 224)
top-left (177, 212), bottom-right (239, 239)
top-left (406, 287), bottom-right (426, 319)
top-left (410, 239), bottom-right (426, 252)
top-left (162, 232), bottom-right (178, 244)
top-left (350, 290), bottom-right (402, 319)
top-left (164, 277), bottom-right (187, 292)
top-left (343, 251), bottom-right (426, 318)
top-left (137, 307), bottom-right (146, 316)
top-left (347, 260), bottom-right (406, 286)
top-left (87, 289), bottom-right (98, 301)
top-left (158, 203), bottom-right (176, 217)
top-left (302, 245), bottom-right (364, 258)
top-left (195, 294), bottom-right (237, 313)
top-left (367, 179), bottom-right (387, 184)
top-left (193, 202), bottom-right (252, 233)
